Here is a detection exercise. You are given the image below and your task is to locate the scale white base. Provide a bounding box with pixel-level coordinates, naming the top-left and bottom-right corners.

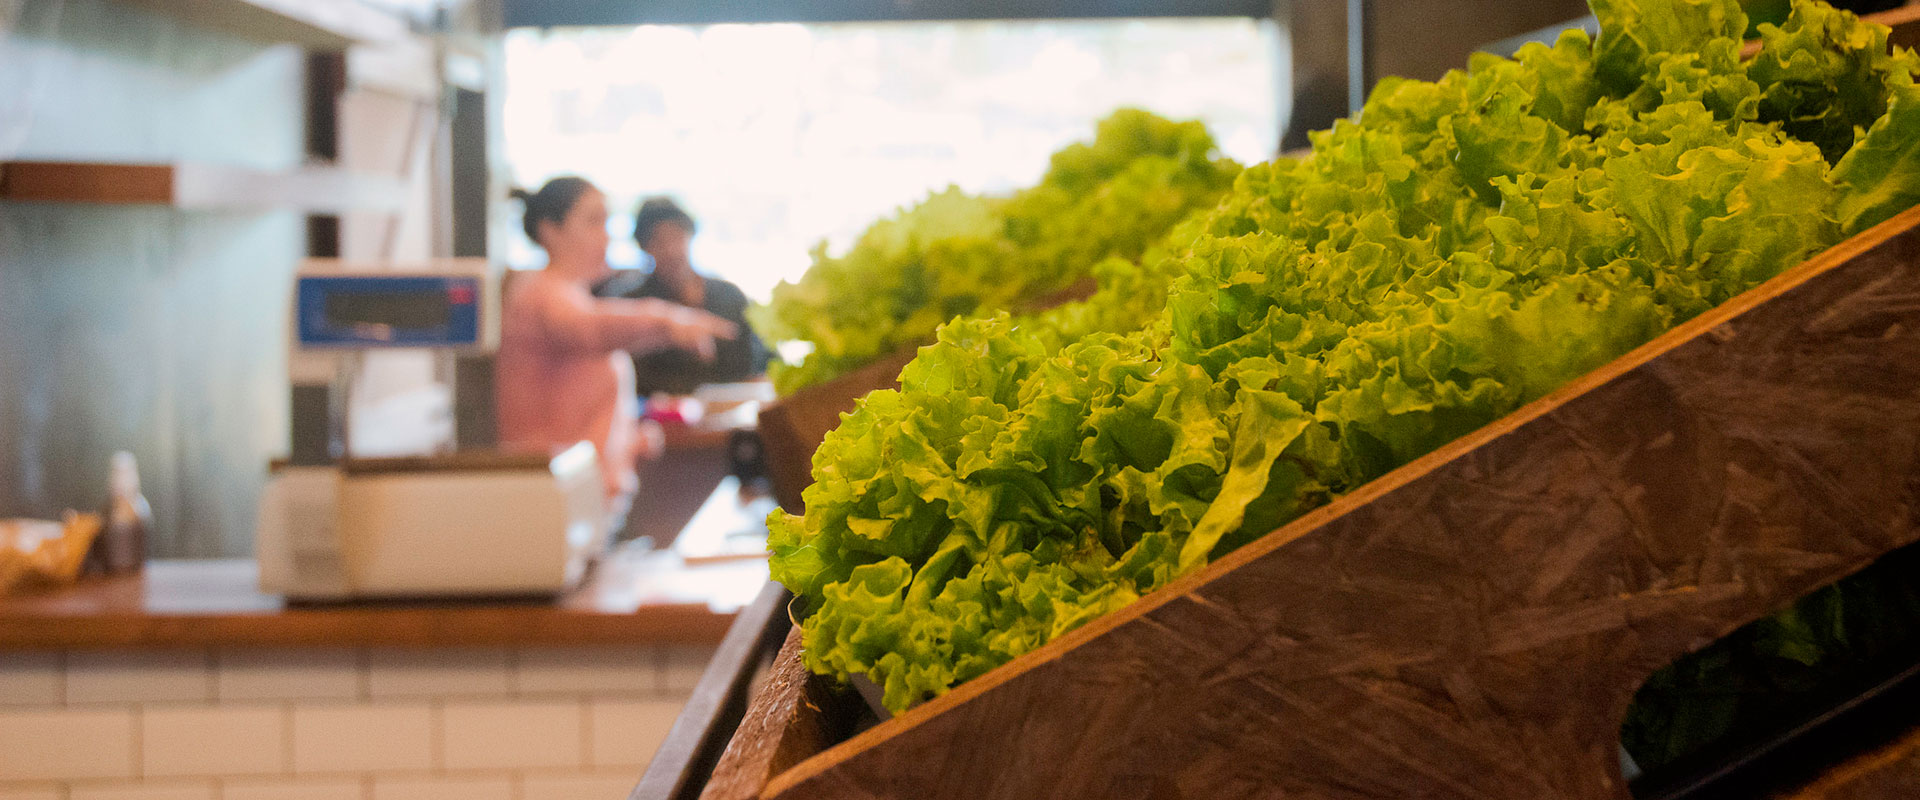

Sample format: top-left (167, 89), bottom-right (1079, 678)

top-left (255, 443), bottom-right (606, 601)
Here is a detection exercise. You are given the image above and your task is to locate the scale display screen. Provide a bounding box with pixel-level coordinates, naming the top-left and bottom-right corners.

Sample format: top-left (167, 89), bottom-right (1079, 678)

top-left (297, 275), bottom-right (481, 348)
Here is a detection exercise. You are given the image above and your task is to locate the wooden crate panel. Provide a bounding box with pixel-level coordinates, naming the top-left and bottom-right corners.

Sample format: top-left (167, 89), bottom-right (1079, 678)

top-left (741, 205), bottom-right (1920, 799)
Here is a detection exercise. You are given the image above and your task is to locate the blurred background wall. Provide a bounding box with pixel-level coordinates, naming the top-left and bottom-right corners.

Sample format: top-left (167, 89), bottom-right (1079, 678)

top-left (0, 0), bottom-right (305, 557)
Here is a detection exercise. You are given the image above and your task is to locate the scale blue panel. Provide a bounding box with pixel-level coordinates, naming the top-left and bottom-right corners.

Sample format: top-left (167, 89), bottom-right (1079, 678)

top-left (296, 275), bottom-right (482, 348)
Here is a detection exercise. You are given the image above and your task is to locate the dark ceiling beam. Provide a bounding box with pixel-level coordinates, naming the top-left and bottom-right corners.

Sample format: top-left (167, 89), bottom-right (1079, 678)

top-left (504, 0), bottom-right (1273, 28)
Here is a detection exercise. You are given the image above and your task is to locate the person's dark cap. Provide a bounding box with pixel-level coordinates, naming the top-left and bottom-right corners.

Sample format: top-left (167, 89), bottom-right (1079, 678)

top-left (634, 196), bottom-right (696, 247)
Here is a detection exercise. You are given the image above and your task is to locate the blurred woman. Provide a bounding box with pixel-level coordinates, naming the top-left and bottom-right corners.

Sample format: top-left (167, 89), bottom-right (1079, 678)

top-left (495, 177), bottom-right (736, 517)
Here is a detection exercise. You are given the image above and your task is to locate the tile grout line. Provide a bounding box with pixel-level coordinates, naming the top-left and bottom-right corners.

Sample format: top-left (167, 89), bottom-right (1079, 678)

top-left (282, 701), bottom-right (296, 778)
top-left (430, 697), bottom-right (446, 777)
top-left (204, 649), bottom-right (218, 706)
top-left (578, 695), bottom-right (593, 771)
top-left (130, 704), bottom-right (144, 782)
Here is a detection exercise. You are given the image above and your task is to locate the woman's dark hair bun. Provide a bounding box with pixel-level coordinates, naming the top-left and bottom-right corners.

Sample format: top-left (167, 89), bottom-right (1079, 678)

top-left (515, 176), bottom-right (595, 245)
top-left (508, 187), bottom-right (534, 202)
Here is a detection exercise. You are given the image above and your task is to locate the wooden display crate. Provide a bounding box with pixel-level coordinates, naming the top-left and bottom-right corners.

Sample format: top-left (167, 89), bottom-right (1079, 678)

top-left (691, 198), bottom-right (1920, 798)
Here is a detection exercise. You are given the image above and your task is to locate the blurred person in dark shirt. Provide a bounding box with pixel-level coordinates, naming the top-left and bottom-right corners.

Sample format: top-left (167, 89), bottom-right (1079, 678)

top-left (597, 197), bottom-right (770, 396)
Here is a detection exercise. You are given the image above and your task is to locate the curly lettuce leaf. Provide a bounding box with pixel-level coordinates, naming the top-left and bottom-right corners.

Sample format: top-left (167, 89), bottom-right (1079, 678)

top-left (759, 109), bottom-right (1240, 394)
top-left (771, 0), bottom-right (1920, 716)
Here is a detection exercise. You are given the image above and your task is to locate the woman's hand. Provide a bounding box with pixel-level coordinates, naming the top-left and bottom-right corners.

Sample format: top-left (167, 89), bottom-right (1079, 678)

top-left (641, 299), bottom-right (739, 361)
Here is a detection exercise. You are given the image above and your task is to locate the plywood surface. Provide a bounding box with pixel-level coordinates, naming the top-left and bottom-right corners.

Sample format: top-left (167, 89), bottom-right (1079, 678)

top-left (702, 629), bottom-right (865, 800)
top-left (748, 202), bottom-right (1920, 799)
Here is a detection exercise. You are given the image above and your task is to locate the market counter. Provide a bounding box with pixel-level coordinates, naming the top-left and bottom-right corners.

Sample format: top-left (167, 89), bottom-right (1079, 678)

top-left (0, 550), bottom-right (758, 651)
top-left (0, 482), bottom-right (777, 800)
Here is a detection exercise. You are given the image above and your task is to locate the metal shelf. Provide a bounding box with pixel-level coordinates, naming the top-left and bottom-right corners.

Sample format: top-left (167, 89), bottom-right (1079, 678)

top-left (115, 0), bottom-right (406, 51)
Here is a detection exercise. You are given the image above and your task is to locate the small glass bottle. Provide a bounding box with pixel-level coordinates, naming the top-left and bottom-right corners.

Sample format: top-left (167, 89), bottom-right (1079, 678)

top-left (98, 451), bottom-right (151, 573)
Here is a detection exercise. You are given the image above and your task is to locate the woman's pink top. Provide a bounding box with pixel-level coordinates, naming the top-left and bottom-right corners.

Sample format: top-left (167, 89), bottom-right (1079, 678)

top-left (495, 271), bottom-right (652, 504)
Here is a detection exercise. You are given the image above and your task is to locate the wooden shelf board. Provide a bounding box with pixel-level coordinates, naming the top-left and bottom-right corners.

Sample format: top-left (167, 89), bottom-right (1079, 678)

top-left (0, 161), bottom-right (406, 213)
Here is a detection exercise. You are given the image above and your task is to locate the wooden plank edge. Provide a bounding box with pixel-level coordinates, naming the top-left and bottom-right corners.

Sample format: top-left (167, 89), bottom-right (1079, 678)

top-left (0, 161), bottom-right (404, 212)
top-left (1778, 722), bottom-right (1920, 800)
top-left (0, 603), bottom-right (738, 650)
top-left (756, 405), bottom-right (815, 513)
top-left (631, 582), bottom-right (792, 800)
top-left (702, 629), bottom-right (867, 800)
top-left (0, 162), bottom-right (174, 204)
top-left (759, 194), bottom-right (1920, 798)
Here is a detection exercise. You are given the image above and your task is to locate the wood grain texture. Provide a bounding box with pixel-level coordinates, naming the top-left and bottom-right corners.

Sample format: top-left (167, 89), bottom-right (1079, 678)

top-left (0, 162), bottom-right (174, 205)
top-left (703, 628), bottom-right (866, 800)
top-left (1776, 724), bottom-right (1920, 800)
top-left (0, 556), bottom-right (739, 650)
top-left (745, 197), bottom-right (1920, 798)
top-left (633, 582), bottom-right (792, 800)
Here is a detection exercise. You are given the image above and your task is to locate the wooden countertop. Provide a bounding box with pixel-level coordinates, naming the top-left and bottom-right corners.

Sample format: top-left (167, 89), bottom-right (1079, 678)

top-left (0, 479), bottom-right (777, 651)
top-left (0, 551), bottom-right (769, 651)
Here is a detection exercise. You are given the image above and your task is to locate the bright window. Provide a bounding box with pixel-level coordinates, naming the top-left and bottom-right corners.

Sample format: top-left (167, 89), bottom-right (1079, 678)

top-left (501, 18), bottom-right (1285, 301)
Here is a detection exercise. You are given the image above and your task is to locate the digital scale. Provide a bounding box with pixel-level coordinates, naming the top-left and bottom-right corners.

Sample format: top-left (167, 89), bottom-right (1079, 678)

top-left (294, 274), bottom-right (483, 349)
top-left (255, 260), bottom-right (607, 601)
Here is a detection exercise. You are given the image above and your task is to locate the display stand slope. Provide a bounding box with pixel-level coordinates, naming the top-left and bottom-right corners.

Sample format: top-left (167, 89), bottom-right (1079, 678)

top-left (703, 193), bottom-right (1920, 800)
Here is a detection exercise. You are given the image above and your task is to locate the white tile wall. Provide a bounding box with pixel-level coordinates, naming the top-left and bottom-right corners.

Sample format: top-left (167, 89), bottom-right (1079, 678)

top-left (292, 704), bottom-right (434, 775)
top-left (0, 643), bottom-right (708, 798)
top-left (365, 650), bottom-right (509, 699)
top-left (67, 651), bottom-right (212, 705)
top-left (142, 705), bottom-right (286, 777)
top-left (512, 647), bottom-right (657, 695)
top-left (588, 699), bottom-right (684, 769)
top-left (661, 646), bottom-right (716, 693)
top-left (217, 650), bottom-right (361, 702)
top-left (369, 776), bottom-right (512, 800)
top-left (0, 653), bottom-right (61, 706)
top-left (0, 708), bottom-right (137, 781)
top-left (222, 778), bottom-right (367, 800)
top-left (519, 772), bottom-right (639, 800)
top-left (68, 780), bottom-right (216, 800)
top-left (441, 701), bottom-right (582, 771)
